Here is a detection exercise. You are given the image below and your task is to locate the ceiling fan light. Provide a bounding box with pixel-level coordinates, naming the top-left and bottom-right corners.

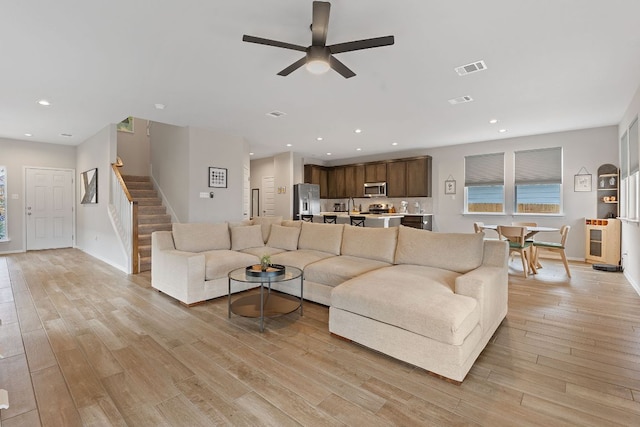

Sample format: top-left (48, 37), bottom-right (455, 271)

top-left (306, 59), bottom-right (330, 74)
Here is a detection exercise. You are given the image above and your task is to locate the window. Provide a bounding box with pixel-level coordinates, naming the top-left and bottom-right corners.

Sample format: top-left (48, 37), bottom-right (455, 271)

top-left (628, 118), bottom-right (639, 220)
top-left (465, 153), bottom-right (504, 213)
top-left (0, 166), bottom-right (6, 240)
top-left (620, 130), bottom-right (628, 217)
top-left (514, 147), bottom-right (562, 214)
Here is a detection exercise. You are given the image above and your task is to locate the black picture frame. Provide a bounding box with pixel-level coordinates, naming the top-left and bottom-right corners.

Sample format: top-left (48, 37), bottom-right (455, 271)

top-left (209, 167), bottom-right (227, 188)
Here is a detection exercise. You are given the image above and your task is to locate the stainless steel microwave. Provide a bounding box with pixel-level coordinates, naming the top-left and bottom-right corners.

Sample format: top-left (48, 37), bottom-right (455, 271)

top-left (364, 182), bottom-right (387, 197)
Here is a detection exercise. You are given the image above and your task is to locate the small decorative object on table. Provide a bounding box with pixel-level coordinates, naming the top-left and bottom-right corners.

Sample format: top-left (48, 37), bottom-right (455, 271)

top-left (260, 254), bottom-right (271, 271)
top-left (246, 256), bottom-right (285, 278)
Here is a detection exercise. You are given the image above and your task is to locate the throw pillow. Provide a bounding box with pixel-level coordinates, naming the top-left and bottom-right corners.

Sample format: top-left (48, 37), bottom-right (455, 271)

top-left (172, 222), bottom-right (230, 252)
top-left (252, 216), bottom-right (283, 243)
top-left (297, 222), bottom-right (344, 255)
top-left (267, 224), bottom-right (301, 251)
top-left (231, 224), bottom-right (265, 251)
top-left (341, 225), bottom-right (398, 263)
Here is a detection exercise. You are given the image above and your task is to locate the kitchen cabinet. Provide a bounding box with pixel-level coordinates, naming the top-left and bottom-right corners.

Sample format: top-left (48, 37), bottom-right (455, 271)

top-left (304, 164), bottom-right (329, 198)
top-left (401, 214), bottom-right (432, 231)
top-left (327, 166), bottom-right (347, 198)
top-left (365, 162), bottom-right (386, 182)
top-left (406, 157), bottom-right (432, 197)
top-left (386, 161), bottom-right (406, 197)
top-left (345, 164), bottom-right (365, 197)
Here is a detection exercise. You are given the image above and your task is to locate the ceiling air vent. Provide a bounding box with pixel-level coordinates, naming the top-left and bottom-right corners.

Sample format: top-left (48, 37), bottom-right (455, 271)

top-left (448, 96), bottom-right (474, 105)
top-left (455, 60), bottom-right (487, 76)
top-left (266, 110), bottom-right (287, 118)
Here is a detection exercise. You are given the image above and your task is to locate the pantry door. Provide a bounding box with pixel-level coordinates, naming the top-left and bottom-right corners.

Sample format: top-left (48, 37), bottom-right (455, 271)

top-left (25, 168), bottom-right (74, 250)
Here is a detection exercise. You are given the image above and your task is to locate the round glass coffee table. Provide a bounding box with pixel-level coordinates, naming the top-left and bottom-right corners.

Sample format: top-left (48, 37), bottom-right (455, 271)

top-left (228, 265), bottom-right (303, 332)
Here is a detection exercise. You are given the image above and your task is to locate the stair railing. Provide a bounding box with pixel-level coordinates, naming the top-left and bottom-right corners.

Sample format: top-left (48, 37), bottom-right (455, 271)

top-left (110, 163), bottom-right (138, 274)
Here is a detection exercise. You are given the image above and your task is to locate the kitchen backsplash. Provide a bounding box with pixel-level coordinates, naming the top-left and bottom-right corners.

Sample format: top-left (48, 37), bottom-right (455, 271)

top-left (321, 197), bottom-right (433, 214)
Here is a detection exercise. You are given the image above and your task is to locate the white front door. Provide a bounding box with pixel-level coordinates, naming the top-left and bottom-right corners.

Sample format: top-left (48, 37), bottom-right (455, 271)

top-left (262, 176), bottom-right (275, 216)
top-left (25, 168), bottom-right (74, 250)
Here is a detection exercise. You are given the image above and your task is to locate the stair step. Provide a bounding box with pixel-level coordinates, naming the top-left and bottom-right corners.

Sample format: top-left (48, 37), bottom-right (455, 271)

top-left (139, 257), bottom-right (151, 272)
top-left (139, 223), bottom-right (172, 234)
top-left (138, 205), bottom-right (167, 215)
top-left (126, 181), bottom-right (154, 190)
top-left (136, 198), bottom-right (162, 207)
top-left (122, 175), bottom-right (151, 182)
top-left (139, 245), bottom-right (151, 258)
top-left (139, 234), bottom-right (151, 247)
top-left (130, 189), bottom-right (158, 199)
top-left (138, 214), bottom-right (171, 225)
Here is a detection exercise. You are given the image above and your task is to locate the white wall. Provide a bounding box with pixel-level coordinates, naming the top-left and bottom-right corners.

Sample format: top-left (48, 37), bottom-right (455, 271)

top-left (0, 138), bottom-right (76, 253)
top-left (429, 126), bottom-right (618, 260)
top-left (76, 125), bottom-right (128, 271)
top-left (619, 84), bottom-right (640, 292)
top-left (150, 122), bottom-right (190, 222)
top-left (117, 117), bottom-right (150, 176)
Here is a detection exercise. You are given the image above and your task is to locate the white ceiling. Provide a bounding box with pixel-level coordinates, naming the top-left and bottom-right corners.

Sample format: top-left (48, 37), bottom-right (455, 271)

top-left (2, 0), bottom-right (640, 161)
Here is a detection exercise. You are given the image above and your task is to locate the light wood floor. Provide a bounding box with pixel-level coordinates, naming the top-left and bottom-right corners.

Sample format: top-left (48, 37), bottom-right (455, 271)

top-left (0, 249), bottom-right (639, 426)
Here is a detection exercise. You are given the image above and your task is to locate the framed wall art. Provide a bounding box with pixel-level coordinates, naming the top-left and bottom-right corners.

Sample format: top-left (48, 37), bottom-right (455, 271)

top-left (117, 116), bottom-right (134, 133)
top-left (81, 168), bottom-right (98, 204)
top-left (444, 177), bottom-right (456, 195)
top-left (209, 167), bottom-right (227, 188)
top-left (574, 167), bottom-right (592, 192)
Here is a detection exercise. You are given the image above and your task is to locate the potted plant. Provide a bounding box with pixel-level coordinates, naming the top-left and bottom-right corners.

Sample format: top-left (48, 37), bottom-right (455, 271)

top-left (260, 254), bottom-right (271, 271)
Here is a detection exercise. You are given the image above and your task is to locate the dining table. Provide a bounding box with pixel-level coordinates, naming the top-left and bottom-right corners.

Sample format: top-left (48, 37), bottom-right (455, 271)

top-left (480, 224), bottom-right (560, 274)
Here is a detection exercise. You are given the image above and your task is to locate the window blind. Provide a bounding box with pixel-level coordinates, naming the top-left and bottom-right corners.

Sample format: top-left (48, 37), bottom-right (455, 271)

top-left (629, 117), bottom-right (639, 175)
top-left (464, 153), bottom-right (504, 187)
top-left (621, 131), bottom-right (629, 179)
top-left (514, 147), bottom-right (562, 185)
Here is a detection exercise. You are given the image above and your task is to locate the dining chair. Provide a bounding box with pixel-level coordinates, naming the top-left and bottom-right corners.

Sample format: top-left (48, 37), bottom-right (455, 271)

top-left (497, 225), bottom-right (534, 278)
top-left (301, 214), bottom-right (313, 222)
top-left (511, 221), bottom-right (538, 263)
top-left (533, 225), bottom-right (571, 277)
top-left (323, 215), bottom-right (337, 224)
top-left (473, 222), bottom-right (484, 233)
top-left (350, 216), bottom-right (366, 227)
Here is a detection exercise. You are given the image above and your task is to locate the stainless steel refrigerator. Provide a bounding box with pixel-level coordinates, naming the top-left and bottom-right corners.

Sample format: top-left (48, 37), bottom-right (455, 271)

top-left (293, 183), bottom-right (320, 220)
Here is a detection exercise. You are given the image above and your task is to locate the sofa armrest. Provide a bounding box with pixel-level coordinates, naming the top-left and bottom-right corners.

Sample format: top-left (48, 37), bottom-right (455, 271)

top-left (455, 244), bottom-right (508, 333)
top-left (151, 231), bottom-right (206, 304)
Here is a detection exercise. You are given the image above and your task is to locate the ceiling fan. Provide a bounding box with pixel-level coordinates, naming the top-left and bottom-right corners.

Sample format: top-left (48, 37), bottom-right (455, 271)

top-left (242, 1), bottom-right (394, 79)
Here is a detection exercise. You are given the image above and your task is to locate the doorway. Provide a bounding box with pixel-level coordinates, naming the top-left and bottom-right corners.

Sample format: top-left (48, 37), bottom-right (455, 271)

top-left (25, 168), bottom-right (74, 250)
top-left (261, 176), bottom-right (275, 216)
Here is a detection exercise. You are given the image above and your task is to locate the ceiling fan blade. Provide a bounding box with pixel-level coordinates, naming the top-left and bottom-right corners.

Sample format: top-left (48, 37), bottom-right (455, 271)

top-left (311, 1), bottom-right (331, 46)
top-left (328, 35), bottom-right (395, 54)
top-left (242, 35), bottom-right (307, 52)
top-left (329, 56), bottom-right (356, 79)
top-left (277, 57), bottom-right (307, 76)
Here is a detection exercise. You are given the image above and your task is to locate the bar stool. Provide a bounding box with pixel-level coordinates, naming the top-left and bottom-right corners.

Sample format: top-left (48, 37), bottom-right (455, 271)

top-left (350, 216), bottom-right (366, 227)
top-left (323, 215), bottom-right (337, 224)
top-left (301, 214), bottom-right (313, 222)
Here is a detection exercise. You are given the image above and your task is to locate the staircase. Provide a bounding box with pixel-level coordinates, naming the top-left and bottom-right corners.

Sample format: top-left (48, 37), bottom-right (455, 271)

top-left (122, 175), bottom-right (172, 272)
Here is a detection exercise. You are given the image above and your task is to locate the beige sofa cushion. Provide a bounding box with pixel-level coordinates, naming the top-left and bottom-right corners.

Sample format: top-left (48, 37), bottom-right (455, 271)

top-left (172, 223), bottom-right (230, 252)
top-left (252, 216), bottom-right (283, 243)
top-left (281, 220), bottom-right (302, 228)
top-left (270, 249), bottom-right (336, 271)
top-left (267, 224), bottom-right (300, 251)
top-left (230, 224), bottom-right (264, 251)
top-left (395, 226), bottom-right (484, 273)
top-left (298, 222), bottom-right (344, 255)
top-left (332, 264), bottom-right (480, 346)
top-left (305, 255), bottom-right (389, 287)
top-left (341, 225), bottom-right (398, 263)
top-left (203, 250), bottom-right (259, 280)
top-left (241, 246), bottom-right (286, 257)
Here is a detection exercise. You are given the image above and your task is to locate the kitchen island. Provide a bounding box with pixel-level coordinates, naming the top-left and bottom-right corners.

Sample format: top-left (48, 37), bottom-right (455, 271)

top-left (316, 213), bottom-right (404, 228)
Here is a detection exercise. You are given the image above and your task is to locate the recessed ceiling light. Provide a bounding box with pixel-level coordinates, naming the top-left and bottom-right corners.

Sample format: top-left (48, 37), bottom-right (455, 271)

top-left (24, 133), bottom-right (33, 137)
top-left (326, 152), bottom-right (332, 156)
top-left (498, 129), bottom-right (507, 133)
top-left (60, 133), bottom-right (73, 137)
top-left (37, 99), bottom-right (51, 106)
top-left (316, 137), bottom-right (323, 141)
top-left (489, 119), bottom-right (498, 124)
top-left (249, 152), bottom-right (254, 156)
top-left (356, 148), bottom-right (362, 151)
top-left (286, 143), bottom-right (292, 147)
top-left (354, 129), bottom-right (362, 134)
top-left (391, 142), bottom-right (398, 146)
top-left (154, 103), bottom-right (166, 110)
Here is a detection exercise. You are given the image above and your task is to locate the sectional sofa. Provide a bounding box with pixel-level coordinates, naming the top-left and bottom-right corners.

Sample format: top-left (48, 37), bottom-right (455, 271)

top-left (151, 218), bottom-right (509, 382)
